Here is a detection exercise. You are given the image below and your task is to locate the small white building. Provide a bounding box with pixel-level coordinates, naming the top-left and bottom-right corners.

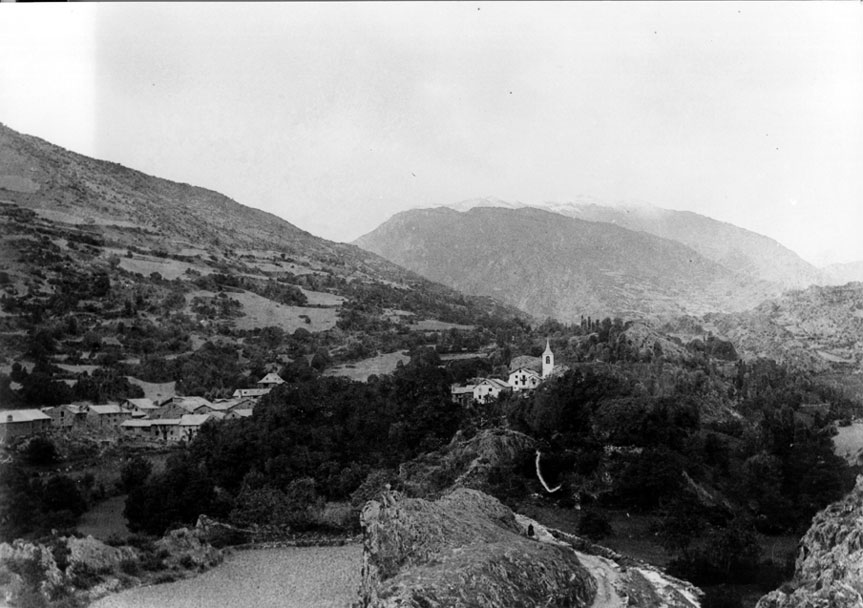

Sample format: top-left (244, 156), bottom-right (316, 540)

top-left (257, 373), bottom-right (285, 388)
top-left (232, 387), bottom-right (271, 399)
top-left (508, 368), bottom-right (542, 392)
top-left (472, 378), bottom-right (511, 403)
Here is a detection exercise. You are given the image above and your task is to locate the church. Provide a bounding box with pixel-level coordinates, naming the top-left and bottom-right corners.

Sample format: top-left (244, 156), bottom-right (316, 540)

top-left (507, 339), bottom-right (555, 392)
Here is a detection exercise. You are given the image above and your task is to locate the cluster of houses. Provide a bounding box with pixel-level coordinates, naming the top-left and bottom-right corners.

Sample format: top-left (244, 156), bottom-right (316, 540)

top-left (0, 373), bottom-right (286, 445)
top-left (451, 340), bottom-right (559, 405)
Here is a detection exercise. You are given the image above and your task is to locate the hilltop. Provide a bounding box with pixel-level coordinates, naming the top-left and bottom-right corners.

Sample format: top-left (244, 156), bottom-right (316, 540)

top-left (355, 206), bottom-right (778, 321)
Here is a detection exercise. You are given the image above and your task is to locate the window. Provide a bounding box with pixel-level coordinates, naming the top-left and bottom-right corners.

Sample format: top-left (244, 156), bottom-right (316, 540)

top-left (545, 356), bottom-right (551, 364)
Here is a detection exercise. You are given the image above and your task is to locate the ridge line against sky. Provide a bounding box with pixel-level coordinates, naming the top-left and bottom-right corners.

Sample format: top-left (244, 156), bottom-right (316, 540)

top-left (0, 2), bottom-right (861, 266)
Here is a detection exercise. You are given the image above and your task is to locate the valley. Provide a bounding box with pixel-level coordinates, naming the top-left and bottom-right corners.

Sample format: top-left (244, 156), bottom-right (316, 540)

top-left (1, 123), bottom-right (862, 608)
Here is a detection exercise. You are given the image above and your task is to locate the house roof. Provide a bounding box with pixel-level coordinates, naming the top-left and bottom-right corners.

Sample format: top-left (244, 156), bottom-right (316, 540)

top-left (508, 355), bottom-right (542, 373)
top-left (475, 378), bottom-right (510, 390)
top-left (509, 367), bottom-right (541, 378)
top-left (257, 372), bottom-right (285, 386)
top-left (125, 398), bottom-right (157, 410)
top-left (121, 419), bottom-right (153, 428)
top-left (179, 414), bottom-right (212, 427)
top-left (174, 396), bottom-right (213, 412)
top-left (233, 388), bottom-right (271, 398)
top-left (89, 404), bottom-right (125, 415)
top-left (451, 385), bottom-right (476, 395)
top-left (150, 418), bottom-right (181, 426)
top-left (1, 409), bottom-right (51, 423)
top-left (229, 408), bottom-right (253, 418)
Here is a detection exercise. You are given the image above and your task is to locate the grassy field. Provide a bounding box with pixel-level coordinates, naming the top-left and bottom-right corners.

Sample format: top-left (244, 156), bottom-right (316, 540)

top-left (324, 351), bottom-right (410, 382)
top-left (410, 320), bottom-right (475, 331)
top-left (229, 291), bottom-right (339, 332)
top-left (127, 377), bottom-right (176, 402)
top-left (78, 495), bottom-right (129, 540)
top-left (116, 254), bottom-right (208, 280)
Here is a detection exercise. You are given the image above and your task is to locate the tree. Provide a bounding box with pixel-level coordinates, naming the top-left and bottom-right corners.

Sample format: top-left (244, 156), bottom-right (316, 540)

top-left (118, 456), bottom-right (153, 493)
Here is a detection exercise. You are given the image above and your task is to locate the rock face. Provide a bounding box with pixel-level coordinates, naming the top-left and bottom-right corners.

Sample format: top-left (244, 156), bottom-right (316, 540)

top-left (757, 475), bottom-right (863, 608)
top-left (359, 487), bottom-right (702, 608)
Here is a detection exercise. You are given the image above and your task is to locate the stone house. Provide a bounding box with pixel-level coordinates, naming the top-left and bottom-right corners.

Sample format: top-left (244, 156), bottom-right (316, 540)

top-left (0, 409), bottom-right (51, 443)
top-left (44, 404), bottom-right (88, 428)
top-left (86, 404), bottom-right (131, 428)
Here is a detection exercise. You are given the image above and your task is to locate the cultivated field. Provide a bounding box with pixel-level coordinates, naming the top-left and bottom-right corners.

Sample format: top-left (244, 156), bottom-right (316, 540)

top-left (324, 351), bottom-right (410, 382)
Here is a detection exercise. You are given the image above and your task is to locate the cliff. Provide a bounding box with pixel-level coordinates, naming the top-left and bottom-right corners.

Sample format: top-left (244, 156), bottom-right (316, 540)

top-left (757, 475), bottom-right (863, 608)
top-left (359, 487), bottom-right (702, 607)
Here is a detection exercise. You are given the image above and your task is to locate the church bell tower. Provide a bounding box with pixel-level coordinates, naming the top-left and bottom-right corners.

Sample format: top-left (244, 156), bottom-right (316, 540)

top-left (542, 339), bottom-right (554, 379)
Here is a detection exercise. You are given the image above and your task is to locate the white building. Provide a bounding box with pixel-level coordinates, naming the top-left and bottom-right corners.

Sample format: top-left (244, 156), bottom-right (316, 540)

top-left (508, 367), bottom-right (542, 392)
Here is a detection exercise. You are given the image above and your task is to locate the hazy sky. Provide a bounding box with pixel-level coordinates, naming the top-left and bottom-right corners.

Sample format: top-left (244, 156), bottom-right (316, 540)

top-left (1, 3), bottom-right (861, 266)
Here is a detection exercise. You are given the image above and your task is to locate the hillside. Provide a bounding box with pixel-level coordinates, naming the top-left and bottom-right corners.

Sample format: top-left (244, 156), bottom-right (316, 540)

top-left (697, 282), bottom-right (863, 374)
top-left (0, 124), bottom-right (525, 395)
top-left (447, 198), bottom-right (825, 288)
top-left (355, 206), bottom-right (778, 321)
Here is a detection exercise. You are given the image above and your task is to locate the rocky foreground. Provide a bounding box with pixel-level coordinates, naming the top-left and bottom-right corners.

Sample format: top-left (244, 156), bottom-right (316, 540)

top-left (0, 526), bottom-right (222, 607)
top-left (757, 475), bottom-right (863, 608)
top-left (359, 487), bottom-right (702, 608)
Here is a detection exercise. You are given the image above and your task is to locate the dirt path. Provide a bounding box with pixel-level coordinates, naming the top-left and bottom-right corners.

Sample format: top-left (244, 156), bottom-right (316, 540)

top-left (92, 545), bottom-right (362, 608)
top-left (574, 551), bottom-right (627, 608)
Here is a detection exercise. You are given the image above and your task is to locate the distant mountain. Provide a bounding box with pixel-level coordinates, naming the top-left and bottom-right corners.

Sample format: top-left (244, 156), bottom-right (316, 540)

top-left (822, 261), bottom-right (863, 286)
top-left (355, 206), bottom-right (778, 321)
top-left (446, 198), bottom-right (825, 288)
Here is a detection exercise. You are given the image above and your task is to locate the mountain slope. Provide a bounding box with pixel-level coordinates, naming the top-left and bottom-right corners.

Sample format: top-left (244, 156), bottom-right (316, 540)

top-left (700, 282), bottom-right (863, 373)
top-left (0, 124), bottom-right (525, 381)
top-left (448, 198), bottom-right (825, 288)
top-left (822, 260), bottom-right (863, 286)
top-left (355, 206), bottom-right (778, 321)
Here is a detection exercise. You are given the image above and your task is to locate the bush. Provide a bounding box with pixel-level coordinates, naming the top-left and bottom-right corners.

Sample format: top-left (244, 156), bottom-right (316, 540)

top-left (119, 558), bottom-right (141, 576)
top-left (577, 509), bottom-right (613, 541)
top-left (701, 585), bottom-right (743, 608)
top-left (22, 437), bottom-right (58, 466)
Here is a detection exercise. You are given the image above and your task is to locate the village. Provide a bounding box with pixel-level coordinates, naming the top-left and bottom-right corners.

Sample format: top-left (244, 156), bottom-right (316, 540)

top-left (0, 341), bottom-right (564, 448)
top-left (450, 340), bottom-right (562, 404)
top-left (0, 372), bottom-right (287, 446)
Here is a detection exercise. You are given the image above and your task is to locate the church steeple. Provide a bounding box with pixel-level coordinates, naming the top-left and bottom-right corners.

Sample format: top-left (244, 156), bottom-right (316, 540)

top-left (542, 338), bottom-right (554, 379)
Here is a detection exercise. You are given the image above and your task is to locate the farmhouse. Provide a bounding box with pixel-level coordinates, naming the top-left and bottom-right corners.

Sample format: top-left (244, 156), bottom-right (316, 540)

top-left (257, 372), bottom-right (285, 388)
top-left (123, 398), bottom-right (158, 418)
top-left (0, 409), bottom-right (51, 443)
top-left (451, 384), bottom-right (476, 406)
top-left (87, 404), bottom-right (131, 428)
top-left (473, 378), bottom-right (511, 403)
top-left (44, 404), bottom-right (88, 428)
top-left (232, 387), bottom-right (271, 398)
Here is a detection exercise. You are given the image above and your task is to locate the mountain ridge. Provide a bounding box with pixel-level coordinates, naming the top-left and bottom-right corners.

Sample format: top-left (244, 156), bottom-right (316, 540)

top-left (440, 197), bottom-right (825, 288)
top-left (355, 205), bottom-right (779, 321)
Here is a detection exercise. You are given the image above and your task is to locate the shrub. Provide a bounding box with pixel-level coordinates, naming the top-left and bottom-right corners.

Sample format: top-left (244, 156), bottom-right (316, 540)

top-left (577, 509), bottom-right (613, 541)
top-left (119, 559), bottom-right (140, 576)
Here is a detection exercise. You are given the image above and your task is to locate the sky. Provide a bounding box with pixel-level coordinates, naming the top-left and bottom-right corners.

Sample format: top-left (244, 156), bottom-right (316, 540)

top-left (0, 2), bottom-right (861, 266)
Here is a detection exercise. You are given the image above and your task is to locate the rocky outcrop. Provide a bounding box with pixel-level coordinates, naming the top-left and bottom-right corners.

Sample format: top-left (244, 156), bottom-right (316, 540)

top-left (359, 487), bottom-right (702, 608)
top-left (0, 527), bottom-right (223, 607)
top-left (397, 428), bottom-right (536, 497)
top-left (757, 475), bottom-right (863, 608)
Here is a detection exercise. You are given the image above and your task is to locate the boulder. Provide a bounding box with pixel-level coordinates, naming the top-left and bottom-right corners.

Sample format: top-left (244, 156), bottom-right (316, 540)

top-left (360, 488), bottom-right (596, 607)
top-left (155, 526), bottom-right (223, 570)
top-left (0, 539), bottom-right (64, 605)
top-left (757, 475), bottom-right (863, 608)
top-left (67, 535), bottom-right (137, 574)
